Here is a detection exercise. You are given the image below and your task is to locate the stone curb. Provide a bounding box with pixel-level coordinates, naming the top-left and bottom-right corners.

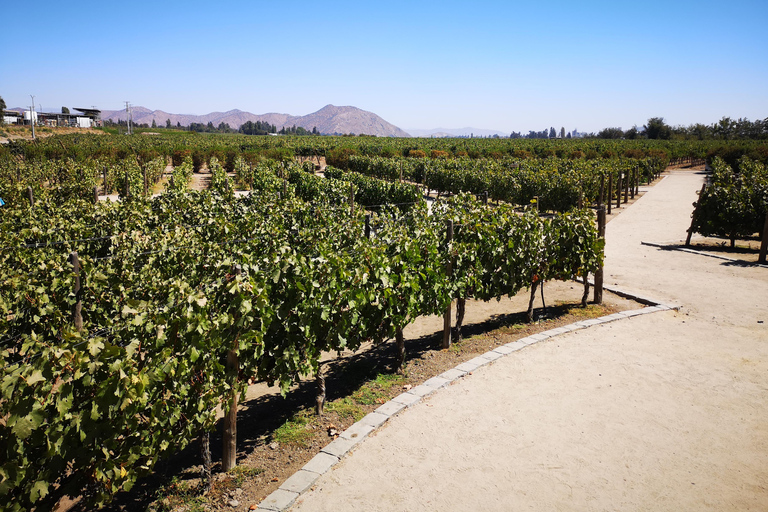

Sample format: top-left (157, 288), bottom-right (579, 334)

top-left (257, 289), bottom-right (676, 510)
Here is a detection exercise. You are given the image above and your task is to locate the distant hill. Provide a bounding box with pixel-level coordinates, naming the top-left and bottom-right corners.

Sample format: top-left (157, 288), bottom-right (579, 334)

top-left (406, 127), bottom-right (509, 138)
top-left (99, 105), bottom-right (410, 137)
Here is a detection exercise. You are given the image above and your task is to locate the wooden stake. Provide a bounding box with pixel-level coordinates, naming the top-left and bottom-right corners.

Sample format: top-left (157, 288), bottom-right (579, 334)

top-left (598, 174), bottom-right (604, 207)
top-left (607, 173), bottom-right (612, 215)
top-left (69, 252), bottom-right (83, 332)
top-left (349, 183), bottom-right (355, 216)
top-left (623, 170), bottom-right (629, 204)
top-left (27, 186), bottom-right (34, 208)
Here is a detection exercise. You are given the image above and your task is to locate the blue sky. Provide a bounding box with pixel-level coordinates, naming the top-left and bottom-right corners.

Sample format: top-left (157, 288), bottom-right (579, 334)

top-left (1, 0), bottom-right (766, 133)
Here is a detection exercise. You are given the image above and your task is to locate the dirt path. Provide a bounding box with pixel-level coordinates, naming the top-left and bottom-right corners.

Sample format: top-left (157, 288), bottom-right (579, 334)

top-left (290, 169), bottom-right (768, 511)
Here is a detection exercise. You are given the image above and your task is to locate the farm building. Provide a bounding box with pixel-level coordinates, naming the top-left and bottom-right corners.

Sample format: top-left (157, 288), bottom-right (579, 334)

top-left (6, 107), bottom-right (102, 128)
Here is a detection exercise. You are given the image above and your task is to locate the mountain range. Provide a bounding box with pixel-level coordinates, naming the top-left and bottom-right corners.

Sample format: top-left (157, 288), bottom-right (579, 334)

top-left (11, 104), bottom-right (506, 138)
top-left (405, 127), bottom-right (509, 138)
top-left (99, 104), bottom-right (411, 138)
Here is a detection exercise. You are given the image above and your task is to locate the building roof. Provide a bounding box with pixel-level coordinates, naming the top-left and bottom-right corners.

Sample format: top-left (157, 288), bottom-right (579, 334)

top-left (74, 108), bottom-right (101, 116)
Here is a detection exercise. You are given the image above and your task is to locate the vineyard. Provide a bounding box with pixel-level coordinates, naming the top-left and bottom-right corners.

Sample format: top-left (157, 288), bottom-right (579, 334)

top-left (1, 132), bottom-right (764, 510)
top-left (687, 156), bottom-right (768, 254)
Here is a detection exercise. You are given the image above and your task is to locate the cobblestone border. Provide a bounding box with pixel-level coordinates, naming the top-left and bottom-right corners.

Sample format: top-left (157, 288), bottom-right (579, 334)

top-left (256, 292), bottom-right (679, 511)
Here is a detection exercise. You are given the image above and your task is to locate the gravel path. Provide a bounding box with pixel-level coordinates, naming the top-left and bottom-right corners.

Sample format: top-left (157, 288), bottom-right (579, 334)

top-left (288, 170), bottom-right (768, 511)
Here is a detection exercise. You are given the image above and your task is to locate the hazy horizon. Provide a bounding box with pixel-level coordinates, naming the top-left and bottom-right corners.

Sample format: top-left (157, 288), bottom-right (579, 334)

top-left (2, 0), bottom-right (766, 134)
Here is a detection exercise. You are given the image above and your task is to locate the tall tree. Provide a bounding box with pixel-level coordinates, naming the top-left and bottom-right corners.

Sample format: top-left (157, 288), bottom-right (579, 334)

top-left (166, 118), bottom-right (171, 129)
top-left (624, 126), bottom-right (640, 139)
top-left (61, 106), bottom-right (70, 114)
top-left (560, 127), bottom-right (565, 138)
top-left (644, 117), bottom-right (671, 139)
top-left (597, 127), bottom-right (624, 139)
top-left (549, 127), bottom-right (556, 138)
top-left (151, 119), bottom-right (157, 128)
top-left (0, 95), bottom-right (6, 125)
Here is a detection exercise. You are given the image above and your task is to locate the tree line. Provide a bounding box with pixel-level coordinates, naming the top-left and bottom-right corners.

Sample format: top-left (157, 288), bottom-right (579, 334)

top-left (595, 116), bottom-right (768, 140)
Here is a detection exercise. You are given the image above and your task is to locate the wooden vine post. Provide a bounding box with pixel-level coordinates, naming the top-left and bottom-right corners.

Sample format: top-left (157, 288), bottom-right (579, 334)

top-left (69, 252), bottom-right (83, 332)
top-left (349, 183), bottom-right (355, 216)
top-left (442, 219), bottom-right (454, 349)
top-left (364, 213), bottom-right (371, 238)
top-left (607, 173), bottom-right (612, 215)
top-left (759, 212), bottom-right (768, 264)
top-left (685, 183), bottom-right (707, 247)
top-left (27, 186), bottom-right (34, 208)
top-left (93, 186), bottom-right (99, 204)
top-left (616, 172), bottom-right (622, 209)
top-left (594, 207), bottom-right (606, 304)
top-left (635, 170), bottom-right (640, 196)
top-left (623, 171), bottom-right (629, 204)
top-left (598, 174), bottom-right (604, 207)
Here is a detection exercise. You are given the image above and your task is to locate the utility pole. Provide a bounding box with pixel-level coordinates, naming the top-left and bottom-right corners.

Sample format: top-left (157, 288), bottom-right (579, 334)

top-left (30, 95), bottom-right (36, 139)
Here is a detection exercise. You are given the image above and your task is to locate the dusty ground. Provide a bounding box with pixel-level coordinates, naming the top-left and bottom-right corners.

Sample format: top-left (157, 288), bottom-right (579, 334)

top-left (289, 168), bottom-right (768, 512)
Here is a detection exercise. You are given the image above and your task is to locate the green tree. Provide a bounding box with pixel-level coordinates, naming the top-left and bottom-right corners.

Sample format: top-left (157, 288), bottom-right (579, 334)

top-left (597, 127), bottom-right (624, 139)
top-left (166, 118), bottom-right (171, 129)
top-left (0, 95), bottom-right (6, 125)
top-left (560, 127), bottom-right (565, 138)
top-left (624, 126), bottom-right (640, 139)
top-left (644, 117), bottom-right (671, 139)
top-left (61, 106), bottom-right (70, 114)
top-left (713, 116), bottom-right (736, 140)
top-left (151, 119), bottom-right (157, 128)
